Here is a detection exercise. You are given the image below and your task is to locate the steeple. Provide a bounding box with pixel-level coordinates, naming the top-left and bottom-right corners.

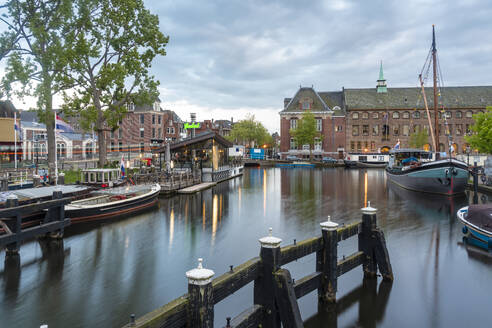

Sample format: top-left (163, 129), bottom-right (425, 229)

top-left (376, 60), bottom-right (387, 93)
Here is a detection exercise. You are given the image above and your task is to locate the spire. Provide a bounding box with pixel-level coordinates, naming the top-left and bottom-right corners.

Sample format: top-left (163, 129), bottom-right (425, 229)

top-left (376, 60), bottom-right (387, 93)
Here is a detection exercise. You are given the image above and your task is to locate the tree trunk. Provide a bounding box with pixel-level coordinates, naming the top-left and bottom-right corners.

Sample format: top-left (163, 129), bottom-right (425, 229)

top-left (97, 110), bottom-right (107, 167)
top-left (42, 71), bottom-right (56, 179)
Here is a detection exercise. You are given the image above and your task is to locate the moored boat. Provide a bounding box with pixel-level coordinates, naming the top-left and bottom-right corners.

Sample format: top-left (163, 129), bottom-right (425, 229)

top-left (457, 205), bottom-right (492, 250)
top-left (344, 153), bottom-right (389, 168)
top-left (276, 161), bottom-right (315, 168)
top-left (65, 184), bottom-right (160, 223)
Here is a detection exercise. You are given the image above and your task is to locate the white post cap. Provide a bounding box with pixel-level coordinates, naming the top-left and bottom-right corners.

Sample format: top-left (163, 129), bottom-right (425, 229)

top-left (59, 172), bottom-right (65, 177)
top-left (320, 215), bottom-right (339, 231)
top-left (186, 258), bottom-right (214, 286)
top-left (40, 325), bottom-right (48, 328)
top-left (361, 201), bottom-right (377, 214)
top-left (259, 227), bottom-right (282, 248)
top-left (6, 193), bottom-right (18, 200)
top-left (33, 174), bottom-right (40, 178)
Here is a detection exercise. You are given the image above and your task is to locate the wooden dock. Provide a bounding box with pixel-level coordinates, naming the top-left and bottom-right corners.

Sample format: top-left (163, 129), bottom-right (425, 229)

top-left (122, 201), bottom-right (393, 328)
top-left (178, 182), bottom-right (217, 194)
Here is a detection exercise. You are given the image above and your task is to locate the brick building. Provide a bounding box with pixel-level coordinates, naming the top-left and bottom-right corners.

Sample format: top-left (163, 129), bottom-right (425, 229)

top-left (280, 64), bottom-right (492, 157)
top-left (186, 119), bottom-right (233, 138)
top-left (279, 87), bottom-right (346, 159)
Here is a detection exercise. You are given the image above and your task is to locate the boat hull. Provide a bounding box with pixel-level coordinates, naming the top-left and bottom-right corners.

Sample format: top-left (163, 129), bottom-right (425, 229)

top-left (457, 206), bottom-right (492, 250)
top-left (386, 160), bottom-right (468, 195)
top-left (356, 162), bottom-right (387, 168)
top-left (65, 186), bottom-right (160, 224)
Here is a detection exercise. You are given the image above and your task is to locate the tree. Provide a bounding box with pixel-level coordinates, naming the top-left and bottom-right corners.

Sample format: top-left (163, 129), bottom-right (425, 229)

top-left (465, 106), bottom-right (492, 154)
top-left (61, 0), bottom-right (168, 167)
top-left (408, 128), bottom-right (429, 149)
top-left (290, 111), bottom-right (321, 160)
top-left (227, 114), bottom-right (272, 148)
top-left (0, 0), bottom-right (73, 176)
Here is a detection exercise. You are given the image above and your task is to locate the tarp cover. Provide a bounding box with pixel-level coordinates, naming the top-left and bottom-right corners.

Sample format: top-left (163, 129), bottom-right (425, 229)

top-left (466, 204), bottom-right (492, 232)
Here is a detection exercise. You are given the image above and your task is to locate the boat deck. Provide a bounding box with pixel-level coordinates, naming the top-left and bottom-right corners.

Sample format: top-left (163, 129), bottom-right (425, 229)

top-left (178, 182), bottom-right (217, 194)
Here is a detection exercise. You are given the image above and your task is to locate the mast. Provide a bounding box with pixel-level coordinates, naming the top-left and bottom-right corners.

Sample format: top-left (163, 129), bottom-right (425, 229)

top-left (432, 25), bottom-right (439, 154)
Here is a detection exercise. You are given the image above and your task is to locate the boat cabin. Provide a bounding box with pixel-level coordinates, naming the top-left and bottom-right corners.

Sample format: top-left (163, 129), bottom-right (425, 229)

top-left (388, 149), bottom-right (433, 168)
top-left (81, 168), bottom-right (123, 187)
top-left (345, 152), bottom-right (389, 164)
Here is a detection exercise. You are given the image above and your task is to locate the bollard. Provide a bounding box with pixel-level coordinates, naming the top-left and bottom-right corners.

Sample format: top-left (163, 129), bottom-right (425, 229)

top-left (0, 177), bottom-right (8, 191)
top-left (33, 174), bottom-right (41, 187)
top-left (40, 325), bottom-right (48, 328)
top-left (5, 194), bottom-right (20, 256)
top-left (58, 172), bottom-right (65, 185)
top-left (186, 258), bottom-right (215, 328)
top-left (319, 215), bottom-right (339, 303)
top-left (359, 201), bottom-right (378, 278)
top-left (254, 228), bottom-right (282, 328)
top-left (129, 314), bottom-right (136, 327)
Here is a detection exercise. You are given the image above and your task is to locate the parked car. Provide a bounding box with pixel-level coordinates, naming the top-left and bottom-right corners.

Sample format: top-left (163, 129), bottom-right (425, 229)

top-left (285, 155), bottom-right (298, 161)
top-left (322, 156), bottom-right (337, 163)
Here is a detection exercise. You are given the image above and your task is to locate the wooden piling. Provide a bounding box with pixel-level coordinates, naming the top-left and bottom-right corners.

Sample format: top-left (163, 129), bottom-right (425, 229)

top-left (359, 202), bottom-right (378, 278)
top-left (186, 258), bottom-right (214, 328)
top-left (273, 269), bottom-right (303, 328)
top-left (254, 228), bottom-right (282, 328)
top-left (319, 216), bottom-right (339, 304)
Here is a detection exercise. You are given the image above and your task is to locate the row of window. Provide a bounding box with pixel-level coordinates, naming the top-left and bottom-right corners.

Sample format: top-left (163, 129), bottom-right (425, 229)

top-left (349, 141), bottom-right (470, 153)
top-left (139, 114), bottom-right (174, 126)
top-left (351, 110), bottom-right (482, 120)
top-left (289, 119), bottom-right (343, 132)
top-left (351, 124), bottom-right (471, 137)
top-left (289, 138), bottom-right (322, 150)
top-left (127, 101), bottom-right (161, 112)
top-left (110, 127), bottom-right (177, 139)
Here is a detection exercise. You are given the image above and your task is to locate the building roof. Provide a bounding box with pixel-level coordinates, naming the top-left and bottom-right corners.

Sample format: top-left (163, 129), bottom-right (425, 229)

top-left (344, 86), bottom-right (492, 110)
top-left (281, 87), bottom-right (333, 114)
top-left (21, 121), bottom-right (46, 129)
top-left (0, 100), bottom-right (19, 118)
top-left (155, 131), bottom-right (232, 152)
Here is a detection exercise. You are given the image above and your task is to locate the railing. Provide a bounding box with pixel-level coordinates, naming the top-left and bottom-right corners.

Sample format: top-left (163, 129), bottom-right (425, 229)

top-left (122, 202), bottom-right (393, 328)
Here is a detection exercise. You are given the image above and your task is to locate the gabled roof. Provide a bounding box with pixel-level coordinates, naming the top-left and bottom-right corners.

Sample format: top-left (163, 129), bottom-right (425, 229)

top-left (281, 87), bottom-right (333, 114)
top-left (344, 86), bottom-right (492, 110)
top-left (0, 100), bottom-right (19, 118)
top-left (154, 131), bottom-right (232, 153)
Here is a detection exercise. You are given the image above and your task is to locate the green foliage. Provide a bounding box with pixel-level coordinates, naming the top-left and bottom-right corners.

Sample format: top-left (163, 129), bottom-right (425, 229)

top-left (465, 107), bottom-right (492, 154)
top-left (290, 111), bottom-right (321, 157)
top-left (408, 128), bottom-right (429, 149)
top-left (227, 114), bottom-right (272, 147)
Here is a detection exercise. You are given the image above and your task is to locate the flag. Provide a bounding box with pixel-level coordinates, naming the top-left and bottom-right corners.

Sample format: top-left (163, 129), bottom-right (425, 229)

top-left (394, 139), bottom-right (400, 150)
top-left (14, 113), bottom-right (21, 140)
top-left (55, 115), bottom-right (74, 133)
top-left (120, 155), bottom-right (126, 177)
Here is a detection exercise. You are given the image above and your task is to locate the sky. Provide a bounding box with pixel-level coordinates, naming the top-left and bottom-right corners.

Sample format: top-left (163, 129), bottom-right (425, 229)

top-left (4, 0), bottom-right (492, 133)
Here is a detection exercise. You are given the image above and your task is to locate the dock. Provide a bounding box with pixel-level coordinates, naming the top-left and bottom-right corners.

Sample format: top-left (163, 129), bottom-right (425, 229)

top-left (178, 182), bottom-right (217, 194)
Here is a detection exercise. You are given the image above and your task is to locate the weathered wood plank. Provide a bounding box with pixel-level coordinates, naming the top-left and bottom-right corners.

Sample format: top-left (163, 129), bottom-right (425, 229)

top-left (337, 221), bottom-right (361, 241)
top-left (122, 295), bottom-right (188, 328)
top-left (293, 271), bottom-right (321, 299)
top-left (0, 198), bottom-right (71, 218)
top-left (273, 269), bottom-right (303, 328)
top-left (0, 219), bottom-right (70, 247)
top-left (279, 237), bottom-right (323, 266)
top-left (337, 251), bottom-right (364, 277)
top-left (230, 304), bottom-right (265, 328)
top-left (373, 229), bottom-right (394, 281)
top-left (212, 257), bottom-right (260, 304)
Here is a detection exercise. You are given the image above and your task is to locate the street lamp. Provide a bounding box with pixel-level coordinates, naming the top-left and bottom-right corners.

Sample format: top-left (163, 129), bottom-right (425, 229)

top-left (466, 145), bottom-right (471, 166)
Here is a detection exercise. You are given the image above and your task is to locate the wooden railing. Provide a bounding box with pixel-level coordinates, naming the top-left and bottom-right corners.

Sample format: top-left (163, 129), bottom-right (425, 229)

top-left (122, 202), bottom-right (393, 328)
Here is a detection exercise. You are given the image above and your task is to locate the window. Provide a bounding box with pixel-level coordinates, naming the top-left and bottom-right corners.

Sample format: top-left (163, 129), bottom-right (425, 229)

top-left (127, 102), bottom-right (135, 111)
top-left (119, 142), bottom-right (123, 152)
top-left (314, 138), bottom-right (322, 151)
top-left (140, 142), bottom-right (145, 152)
top-left (413, 124), bottom-right (421, 133)
top-left (316, 119), bottom-right (322, 131)
top-left (158, 128), bottom-right (162, 138)
top-left (466, 124), bottom-right (471, 134)
top-left (290, 119), bottom-right (297, 130)
top-left (403, 124), bottom-right (409, 136)
top-left (335, 125), bottom-right (343, 132)
top-left (402, 111), bottom-right (410, 119)
top-left (290, 138), bottom-right (296, 150)
top-left (352, 112), bottom-right (359, 119)
top-left (152, 114), bottom-right (155, 124)
top-left (357, 141), bottom-right (362, 151)
top-left (456, 111), bottom-right (462, 119)
top-left (362, 125), bottom-right (369, 136)
top-left (392, 112), bottom-right (399, 119)
top-left (444, 111), bottom-right (451, 119)
top-left (372, 124), bottom-right (379, 136)
top-left (362, 112), bottom-right (369, 119)
top-left (140, 114), bottom-right (145, 124)
top-left (158, 115), bottom-right (162, 124)
top-left (57, 143), bottom-right (66, 158)
top-left (466, 111), bottom-right (473, 118)
top-left (302, 101), bottom-right (310, 110)
top-left (438, 124), bottom-right (442, 135)
top-left (350, 141), bottom-right (355, 151)
top-left (169, 119), bottom-right (173, 126)
top-left (372, 112), bottom-right (379, 119)
top-left (371, 141), bottom-right (376, 151)
top-left (393, 124), bottom-right (399, 135)
top-left (412, 111), bottom-right (420, 119)
top-left (445, 124), bottom-right (452, 136)
top-left (456, 124), bottom-right (463, 136)
top-left (118, 129), bottom-right (122, 139)
top-left (152, 128), bottom-right (155, 138)
top-left (382, 124), bottom-right (389, 140)
top-left (110, 141), bottom-right (115, 151)
top-left (153, 101), bottom-right (160, 111)
top-left (140, 128), bottom-right (144, 138)
top-left (110, 130), bottom-right (114, 139)
top-left (352, 125), bottom-right (359, 136)
top-left (167, 127), bottom-right (175, 134)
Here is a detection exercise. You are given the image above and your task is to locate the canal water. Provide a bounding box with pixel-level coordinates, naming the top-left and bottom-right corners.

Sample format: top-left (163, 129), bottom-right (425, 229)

top-left (1, 168), bottom-right (491, 328)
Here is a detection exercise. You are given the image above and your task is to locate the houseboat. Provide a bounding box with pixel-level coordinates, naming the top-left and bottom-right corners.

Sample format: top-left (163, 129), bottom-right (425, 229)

top-left (344, 153), bottom-right (389, 168)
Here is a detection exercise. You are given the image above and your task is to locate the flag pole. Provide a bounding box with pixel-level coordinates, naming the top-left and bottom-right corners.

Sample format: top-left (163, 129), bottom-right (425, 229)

top-left (54, 111), bottom-right (58, 185)
top-left (14, 112), bottom-right (17, 170)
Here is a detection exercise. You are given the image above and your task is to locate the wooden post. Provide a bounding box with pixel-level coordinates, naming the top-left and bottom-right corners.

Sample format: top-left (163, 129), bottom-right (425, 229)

top-left (45, 189), bottom-right (64, 239)
top-left (33, 174), bottom-right (41, 187)
top-left (58, 172), bottom-right (65, 185)
top-left (0, 177), bottom-right (8, 191)
top-left (319, 216), bottom-right (339, 303)
top-left (273, 269), bottom-right (303, 328)
top-left (359, 201), bottom-right (378, 278)
top-left (186, 258), bottom-right (215, 328)
top-left (5, 194), bottom-right (20, 256)
top-left (254, 227), bottom-right (282, 328)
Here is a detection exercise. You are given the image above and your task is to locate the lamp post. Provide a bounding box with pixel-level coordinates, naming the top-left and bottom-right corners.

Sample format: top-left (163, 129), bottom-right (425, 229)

top-left (466, 145), bottom-right (470, 166)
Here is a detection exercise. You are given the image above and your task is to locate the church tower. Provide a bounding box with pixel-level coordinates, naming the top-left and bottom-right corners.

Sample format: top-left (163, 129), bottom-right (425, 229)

top-left (376, 61), bottom-right (387, 93)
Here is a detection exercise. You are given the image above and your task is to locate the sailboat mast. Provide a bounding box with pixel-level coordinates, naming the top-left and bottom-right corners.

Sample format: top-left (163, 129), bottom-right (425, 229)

top-left (432, 25), bottom-right (439, 152)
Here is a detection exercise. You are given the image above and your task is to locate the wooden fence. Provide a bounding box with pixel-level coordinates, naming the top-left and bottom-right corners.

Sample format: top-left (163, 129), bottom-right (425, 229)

top-left (122, 202), bottom-right (393, 328)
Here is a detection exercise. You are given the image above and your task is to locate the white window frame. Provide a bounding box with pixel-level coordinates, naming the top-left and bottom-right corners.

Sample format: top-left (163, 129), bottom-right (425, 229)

top-left (316, 119), bottom-right (322, 132)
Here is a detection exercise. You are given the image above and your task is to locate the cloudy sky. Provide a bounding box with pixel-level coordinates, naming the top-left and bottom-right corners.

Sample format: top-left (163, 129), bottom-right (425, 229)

top-left (6, 0), bottom-right (492, 132)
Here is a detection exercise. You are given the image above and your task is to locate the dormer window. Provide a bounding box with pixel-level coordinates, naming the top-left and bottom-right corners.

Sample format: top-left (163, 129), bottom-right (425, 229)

top-left (127, 102), bottom-right (135, 111)
top-left (153, 101), bottom-right (160, 111)
top-left (302, 101), bottom-right (310, 110)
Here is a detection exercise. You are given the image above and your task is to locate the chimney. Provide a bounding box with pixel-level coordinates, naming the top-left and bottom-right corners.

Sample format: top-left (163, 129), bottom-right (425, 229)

top-left (231, 117), bottom-right (233, 124)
